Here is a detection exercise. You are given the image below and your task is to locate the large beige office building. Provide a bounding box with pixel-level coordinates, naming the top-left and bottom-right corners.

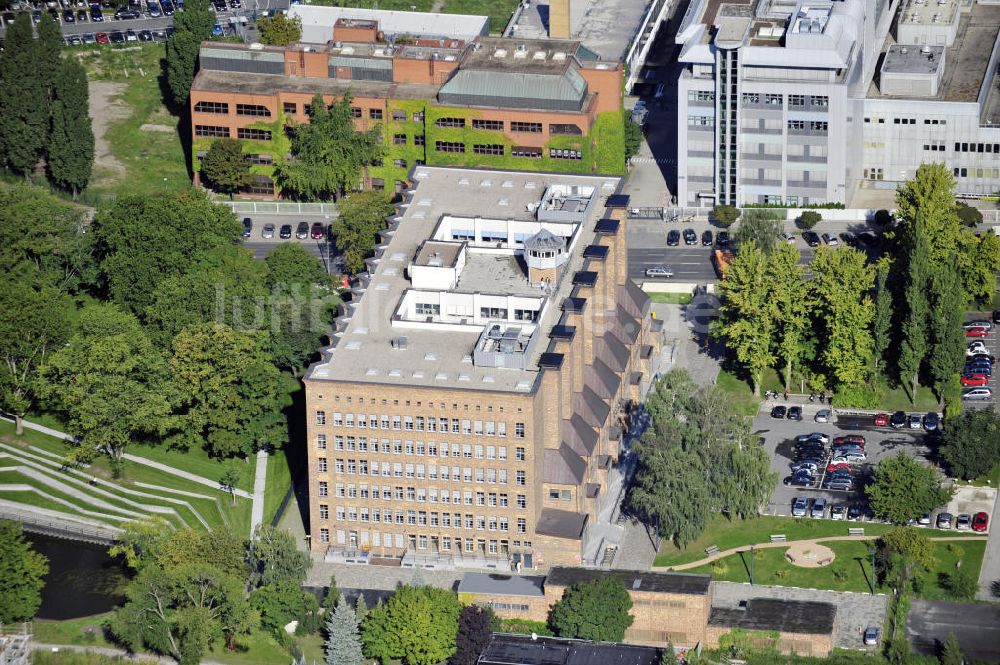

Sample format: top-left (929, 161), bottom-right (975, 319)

top-left (302, 166), bottom-right (659, 571)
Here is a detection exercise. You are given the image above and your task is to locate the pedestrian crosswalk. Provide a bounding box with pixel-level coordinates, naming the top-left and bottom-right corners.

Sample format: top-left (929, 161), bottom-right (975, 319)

top-left (629, 157), bottom-right (677, 165)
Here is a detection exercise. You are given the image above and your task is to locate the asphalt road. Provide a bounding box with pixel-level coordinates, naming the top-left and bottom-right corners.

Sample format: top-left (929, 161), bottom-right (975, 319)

top-left (908, 600), bottom-right (1000, 661)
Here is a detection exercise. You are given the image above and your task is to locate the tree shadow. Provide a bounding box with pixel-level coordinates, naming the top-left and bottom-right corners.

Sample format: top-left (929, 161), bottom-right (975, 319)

top-left (280, 379), bottom-right (311, 531)
top-left (156, 53), bottom-right (195, 179)
top-left (855, 556), bottom-right (875, 594)
top-left (737, 550), bottom-right (752, 582)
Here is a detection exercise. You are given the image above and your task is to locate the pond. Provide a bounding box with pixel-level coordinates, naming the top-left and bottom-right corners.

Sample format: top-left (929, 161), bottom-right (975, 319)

top-left (27, 533), bottom-right (129, 620)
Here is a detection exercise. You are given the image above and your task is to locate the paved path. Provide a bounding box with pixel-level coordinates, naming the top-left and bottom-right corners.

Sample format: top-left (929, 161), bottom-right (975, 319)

top-left (657, 535), bottom-right (988, 572)
top-left (29, 642), bottom-right (228, 665)
top-left (250, 450), bottom-right (268, 537)
top-left (1, 414), bottom-right (252, 500)
top-left (977, 487), bottom-right (1000, 600)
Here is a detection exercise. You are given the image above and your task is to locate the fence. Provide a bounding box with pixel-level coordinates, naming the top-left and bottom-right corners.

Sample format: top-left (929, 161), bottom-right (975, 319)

top-left (0, 507), bottom-right (119, 545)
top-left (221, 201), bottom-right (339, 216)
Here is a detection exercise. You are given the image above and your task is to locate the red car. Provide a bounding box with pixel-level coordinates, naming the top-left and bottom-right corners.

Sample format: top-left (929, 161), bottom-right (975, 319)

top-left (874, 413), bottom-right (889, 427)
top-left (962, 373), bottom-right (990, 387)
top-left (96, 31), bottom-right (109, 43)
top-left (833, 435), bottom-right (866, 448)
top-left (972, 511), bottom-right (989, 533)
top-left (310, 222), bottom-right (325, 240)
top-left (827, 462), bottom-right (852, 473)
top-left (966, 327), bottom-right (989, 338)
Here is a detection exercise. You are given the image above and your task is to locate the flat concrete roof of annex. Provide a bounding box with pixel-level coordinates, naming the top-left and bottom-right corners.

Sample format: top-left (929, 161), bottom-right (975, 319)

top-left (305, 166), bottom-right (623, 393)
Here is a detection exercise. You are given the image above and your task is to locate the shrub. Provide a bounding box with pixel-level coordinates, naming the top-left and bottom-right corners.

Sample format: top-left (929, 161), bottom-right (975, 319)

top-left (873, 209), bottom-right (894, 226)
top-left (713, 204), bottom-right (740, 227)
top-left (798, 210), bottom-right (822, 229)
top-left (830, 384), bottom-right (882, 408)
top-left (499, 618), bottom-right (554, 636)
top-left (956, 202), bottom-right (983, 227)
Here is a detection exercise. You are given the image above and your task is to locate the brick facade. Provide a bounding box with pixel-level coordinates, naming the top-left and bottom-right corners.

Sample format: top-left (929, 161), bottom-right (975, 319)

top-left (704, 626), bottom-right (834, 657)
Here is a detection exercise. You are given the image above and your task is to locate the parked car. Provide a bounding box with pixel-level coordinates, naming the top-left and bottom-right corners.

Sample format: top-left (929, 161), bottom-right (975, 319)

top-left (138, 29), bottom-right (152, 40)
top-left (770, 405), bottom-right (787, 419)
top-left (803, 231), bottom-right (821, 247)
top-left (827, 462), bottom-right (851, 473)
top-left (115, 7), bottom-right (140, 18)
top-left (964, 319), bottom-right (993, 330)
top-left (781, 231), bottom-right (796, 244)
top-left (962, 387), bottom-right (992, 400)
top-left (814, 409), bottom-right (831, 423)
top-left (645, 266), bottom-right (675, 278)
top-left (796, 432), bottom-right (831, 444)
top-left (279, 224), bottom-right (293, 239)
top-left (956, 514), bottom-right (972, 530)
top-left (109, 30), bottom-right (125, 43)
top-left (890, 411), bottom-right (906, 428)
top-left (211, 22), bottom-right (223, 36)
top-left (683, 228), bottom-right (697, 245)
top-left (858, 232), bottom-right (879, 248)
top-left (792, 497), bottom-right (808, 517)
top-left (966, 326), bottom-right (989, 338)
top-left (791, 462), bottom-right (819, 474)
top-left (786, 406), bottom-right (803, 421)
top-left (295, 221), bottom-right (309, 239)
top-left (716, 231), bottom-right (730, 248)
top-left (90, 4), bottom-right (103, 21)
top-left (830, 504), bottom-right (846, 520)
top-left (918, 513), bottom-right (932, 525)
top-left (784, 474), bottom-right (815, 487)
top-left (667, 230), bottom-right (680, 246)
top-left (262, 224), bottom-right (275, 239)
top-left (242, 218), bottom-right (252, 238)
top-left (821, 232), bottom-right (839, 246)
top-left (847, 504), bottom-right (863, 521)
top-left (82, 32), bottom-right (96, 43)
top-left (972, 511), bottom-right (990, 532)
top-left (961, 373), bottom-right (989, 387)
top-left (67, 35), bottom-right (83, 44)
top-left (968, 353), bottom-right (996, 365)
top-left (967, 341), bottom-right (988, 356)
top-left (908, 413), bottom-right (923, 429)
top-left (125, 29), bottom-right (138, 40)
top-left (78, 8), bottom-right (90, 21)
top-left (146, 1), bottom-right (162, 17)
top-left (994, 310), bottom-right (1000, 325)
top-left (833, 435), bottom-right (865, 447)
top-left (874, 412), bottom-right (889, 427)
top-left (95, 30), bottom-right (109, 42)
top-left (161, 0), bottom-right (175, 14)
top-left (964, 362), bottom-right (993, 376)
top-left (825, 478), bottom-right (853, 491)
top-left (923, 412), bottom-right (940, 432)
top-left (863, 627), bottom-right (881, 647)
top-left (839, 232), bottom-right (857, 247)
top-left (936, 512), bottom-right (953, 529)
top-left (701, 230), bottom-right (713, 246)
top-left (310, 222), bottom-right (326, 240)
top-left (63, 8), bottom-right (75, 21)
top-left (810, 498), bottom-right (827, 518)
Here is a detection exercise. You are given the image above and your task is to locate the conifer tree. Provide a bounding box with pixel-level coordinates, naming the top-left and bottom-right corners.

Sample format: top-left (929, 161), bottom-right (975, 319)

top-left (48, 59), bottom-right (95, 198)
top-left (0, 15), bottom-right (47, 177)
top-left (324, 594), bottom-right (364, 665)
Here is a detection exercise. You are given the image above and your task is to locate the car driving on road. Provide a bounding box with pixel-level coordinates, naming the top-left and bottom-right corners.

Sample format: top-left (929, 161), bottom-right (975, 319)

top-left (645, 265), bottom-right (674, 278)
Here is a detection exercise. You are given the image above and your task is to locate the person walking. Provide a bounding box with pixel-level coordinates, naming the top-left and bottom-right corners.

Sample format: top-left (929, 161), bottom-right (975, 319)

top-left (784, 388), bottom-right (790, 401)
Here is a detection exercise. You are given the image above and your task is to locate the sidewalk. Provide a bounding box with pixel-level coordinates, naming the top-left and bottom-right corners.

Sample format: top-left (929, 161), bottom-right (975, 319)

top-left (249, 450), bottom-right (268, 536)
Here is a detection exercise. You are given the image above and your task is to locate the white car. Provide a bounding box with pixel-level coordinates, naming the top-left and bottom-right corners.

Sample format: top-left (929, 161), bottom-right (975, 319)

top-left (967, 342), bottom-right (988, 356)
top-left (781, 232), bottom-right (796, 244)
top-left (822, 233), bottom-right (839, 246)
top-left (814, 409), bottom-right (832, 423)
top-left (645, 265), bottom-right (675, 278)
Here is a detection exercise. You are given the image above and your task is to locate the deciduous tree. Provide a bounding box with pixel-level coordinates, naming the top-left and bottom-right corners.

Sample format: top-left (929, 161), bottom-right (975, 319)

top-left (866, 453), bottom-right (952, 524)
top-left (940, 633), bottom-right (963, 665)
top-left (768, 242), bottom-right (810, 391)
top-left (0, 280), bottom-right (73, 434)
top-left (712, 204), bottom-right (739, 227)
top-left (450, 605), bottom-right (495, 665)
top-left (360, 584), bottom-right (462, 665)
top-left (712, 242), bottom-right (776, 396)
top-left (333, 190), bottom-right (396, 273)
top-left (169, 324), bottom-right (288, 458)
top-left (257, 12), bottom-right (302, 46)
top-left (0, 520), bottom-right (49, 622)
top-left (0, 15), bottom-right (48, 177)
top-left (940, 408), bottom-right (1000, 480)
top-left (549, 577), bottom-right (634, 642)
top-left (200, 138), bottom-right (252, 198)
top-left (872, 258), bottom-right (893, 377)
top-left (734, 210), bottom-right (784, 254)
top-left (928, 259), bottom-right (966, 405)
top-left (811, 246), bottom-right (875, 387)
top-left (266, 242), bottom-right (329, 288)
top-left (36, 303), bottom-right (174, 464)
top-left (252, 580), bottom-right (319, 633)
top-left (48, 59), bottom-right (95, 198)
top-left (274, 94), bottom-right (385, 201)
top-left (899, 216), bottom-right (931, 401)
top-left (325, 594), bottom-right (365, 665)
top-left (248, 525), bottom-right (311, 588)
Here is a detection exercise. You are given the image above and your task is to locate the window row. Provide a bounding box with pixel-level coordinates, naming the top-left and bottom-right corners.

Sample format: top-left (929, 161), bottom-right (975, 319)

top-left (316, 529), bottom-right (530, 553)
top-left (955, 142), bottom-right (1000, 154)
top-left (954, 167), bottom-right (1000, 179)
top-left (193, 126), bottom-right (272, 141)
top-left (549, 148), bottom-right (582, 160)
top-left (316, 412), bottom-right (526, 438)
top-left (329, 485), bottom-right (525, 507)
top-left (864, 116), bottom-right (946, 125)
top-left (319, 506), bottom-right (528, 532)
top-left (193, 101), bottom-right (272, 117)
top-left (317, 459), bottom-right (527, 484)
top-left (787, 120), bottom-right (827, 132)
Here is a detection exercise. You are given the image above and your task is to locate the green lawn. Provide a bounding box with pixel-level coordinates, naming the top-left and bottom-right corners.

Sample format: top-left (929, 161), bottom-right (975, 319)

top-left (714, 369), bottom-right (763, 417)
top-left (441, 0), bottom-right (520, 32)
top-left (75, 44), bottom-right (190, 200)
top-left (649, 292), bottom-right (694, 305)
top-left (654, 513), bottom-right (898, 568)
top-left (309, 0), bottom-right (435, 11)
top-left (263, 448), bottom-right (294, 527)
top-left (972, 462), bottom-right (1000, 487)
top-left (683, 539), bottom-right (986, 599)
top-left (128, 441), bottom-right (256, 493)
top-left (33, 614), bottom-right (113, 647)
top-left (877, 383), bottom-right (941, 412)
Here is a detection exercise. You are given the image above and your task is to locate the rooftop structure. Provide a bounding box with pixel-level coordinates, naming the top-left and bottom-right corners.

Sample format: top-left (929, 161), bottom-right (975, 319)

top-left (479, 634), bottom-right (662, 665)
top-left (709, 598), bottom-right (837, 635)
top-left (545, 566), bottom-right (713, 596)
top-left (289, 3), bottom-right (489, 44)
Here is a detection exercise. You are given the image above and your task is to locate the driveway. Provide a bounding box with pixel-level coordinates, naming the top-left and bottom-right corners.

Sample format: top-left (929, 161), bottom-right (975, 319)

top-left (908, 600), bottom-right (1000, 660)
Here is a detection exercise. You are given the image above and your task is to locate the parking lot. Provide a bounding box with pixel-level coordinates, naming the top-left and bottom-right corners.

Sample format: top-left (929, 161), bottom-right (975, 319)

top-left (757, 404), bottom-right (935, 519)
top-left (961, 311), bottom-right (999, 408)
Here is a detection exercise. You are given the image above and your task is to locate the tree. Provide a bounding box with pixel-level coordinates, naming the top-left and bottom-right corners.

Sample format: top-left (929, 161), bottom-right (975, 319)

top-left (768, 242), bottom-right (810, 390)
top-left (165, 0), bottom-right (214, 108)
top-left (257, 12), bottom-right (302, 46)
top-left (36, 13), bottom-right (63, 87)
top-left (940, 408), bottom-right (1000, 480)
top-left (0, 185), bottom-right (95, 292)
top-left (879, 527), bottom-right (935, 589)
top-left (928, 259), bottom-right (966, 405)
top-left (48, 59), bottom-right (95, 198)
top-left (36, 303), bottom-right (174, 465)
top-left (333, 190), bottom-right (396, 273)
top-left (360, 584), bottom-right (462, 665)
top-left (872, 258), bottom-right (893, 377)
top-left (248, 525), bottom-right (311, 588)
top-left (866, 453), bottom-right (952, 524)
top-left (940, 633), bottom-right (963, 665)
top-left (252, 580), bottom-right (319, 633)
top-left (961, 232), bottom-right (1000, 303)
top-left (157, 528), bottom-right (247, 575)
top-left (955, 202), bottom-right (982, 227)
top-left (713, 204), bottom-right (740, 227)
top-left (274, 94), bottom-right (385, 201)
top-left (200, 138), bottom-right (252, 198)
top-left (0, 15), bottom-right (48, 177)
top-left (623, 115), bottom-right (642, 161)
top-left (798, 210), bottom-right (822, 229)
top-left (549, 577), bottom-right (634, 642)
top-left (325, 594), bottom-right (365, 665)
top-left (942, 568), bottom-right (977, 600)
top-left (0, 520), bottom-right (49, 622)
top-left (92, 190), bottom-right (242, 314)
top-left (895, 164), bottom-right (965, 269)
top-left (169, 324), bottom-right (288, 458)
top-left (712, 243), bottom-right (776, 396)
top-left (0, 280), bottom-right (73, 434)
top-left (450, 605), bottom-right (495, 665)
top-left (899, 215), bottom-right (931, 401)
top-left (266, 242), bottom-right (329, 289)
top-left (220, 466), bottom-right (240, 506)
top-left (734, 210), bottom-right (784, 254)
top-left (811, 246), bottom-right (875, 387)
top-left (322, 574), bottom-right (340, 612)
top-left (108, 518), bottom-right (172, 570)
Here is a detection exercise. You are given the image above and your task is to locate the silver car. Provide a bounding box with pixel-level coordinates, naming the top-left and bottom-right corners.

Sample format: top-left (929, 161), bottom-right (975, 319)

top-left (962, 387), bottom-right (993, 400)
top-left (262, 223), bottom-right (275, 239)
top-left (814, 409), bottom-right (832, 423)
top-left (908, 413), bottom-right (923, 429)
top-left (644, 265), bottom-right (675, 278)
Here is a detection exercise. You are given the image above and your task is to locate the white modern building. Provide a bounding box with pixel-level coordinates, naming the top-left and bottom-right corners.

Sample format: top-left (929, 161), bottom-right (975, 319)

top-left (675, 0), bottom-right (1000, 206)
